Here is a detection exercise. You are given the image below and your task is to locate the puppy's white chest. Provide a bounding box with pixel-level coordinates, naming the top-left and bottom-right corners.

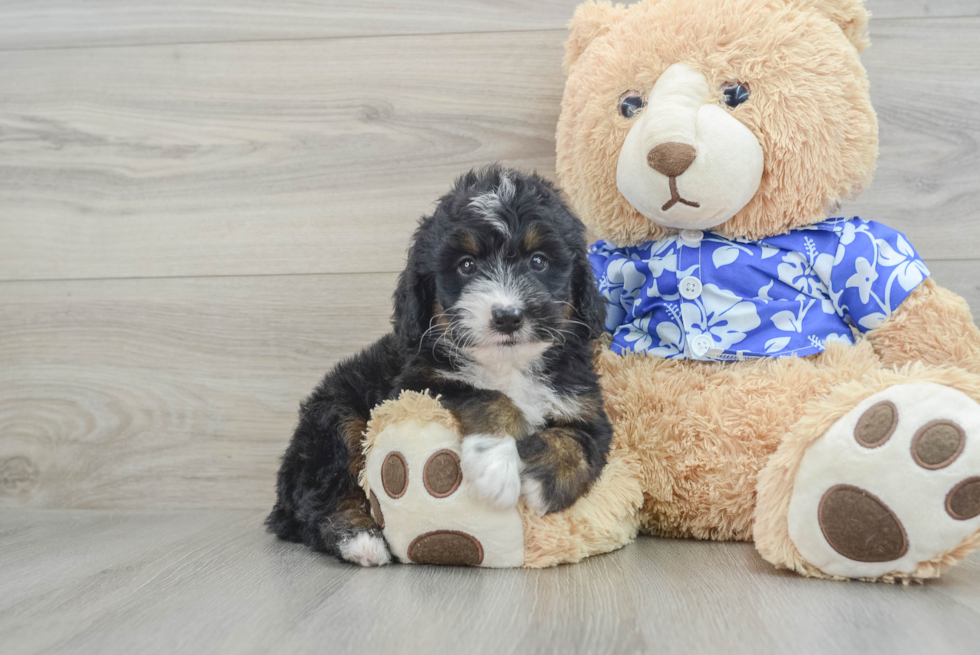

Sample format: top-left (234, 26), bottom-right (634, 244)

top-left (461, 344), bottom-right (571, 429)
top-left (493, 368), bottom-right (557, 429)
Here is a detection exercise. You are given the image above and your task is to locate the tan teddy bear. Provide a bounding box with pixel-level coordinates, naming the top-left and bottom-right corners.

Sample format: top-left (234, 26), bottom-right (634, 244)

top-left (361, 0), bottom-right (980, 582)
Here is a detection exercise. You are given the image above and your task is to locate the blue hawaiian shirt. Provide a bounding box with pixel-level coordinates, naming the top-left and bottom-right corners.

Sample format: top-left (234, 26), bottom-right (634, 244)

top-left (589, 218), bottom-right (930, 361)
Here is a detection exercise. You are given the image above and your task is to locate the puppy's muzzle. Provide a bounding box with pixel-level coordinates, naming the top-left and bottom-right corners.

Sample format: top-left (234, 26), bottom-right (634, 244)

top-left (491, 306), bottom-right (525, 335)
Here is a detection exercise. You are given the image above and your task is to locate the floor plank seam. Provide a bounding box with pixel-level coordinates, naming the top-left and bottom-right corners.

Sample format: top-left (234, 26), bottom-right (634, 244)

top-left (1, 257), bottom-right (976, 288)
top-left (0, 27), bottom-right (569, 54)
top-left (1, 14), bottom-right (975, 54)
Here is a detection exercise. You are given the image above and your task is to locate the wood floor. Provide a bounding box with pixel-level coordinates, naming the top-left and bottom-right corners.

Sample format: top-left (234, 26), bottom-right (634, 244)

top-left (3, 510), bottom-right (980, 655)
top-left (2, 1), bottom-right (980, 653)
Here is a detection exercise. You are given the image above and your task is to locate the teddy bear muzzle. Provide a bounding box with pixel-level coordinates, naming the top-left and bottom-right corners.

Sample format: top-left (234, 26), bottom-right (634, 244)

top-left (616, 62), bottom-right (765, 231)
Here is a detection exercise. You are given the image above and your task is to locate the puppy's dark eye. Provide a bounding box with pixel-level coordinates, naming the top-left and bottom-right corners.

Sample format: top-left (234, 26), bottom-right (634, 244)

top-left (619, 90), bottom-right (646, 119)
top-left (722, 82), bottom-right (750, 108)
top-left (457, 257), bottom-right (477, 276)
top-left (529, 253), bottom-right (549, 272)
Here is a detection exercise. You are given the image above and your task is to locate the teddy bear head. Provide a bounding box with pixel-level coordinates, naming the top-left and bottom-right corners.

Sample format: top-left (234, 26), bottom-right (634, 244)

top-left (556, 0), bottom-right (878, 246)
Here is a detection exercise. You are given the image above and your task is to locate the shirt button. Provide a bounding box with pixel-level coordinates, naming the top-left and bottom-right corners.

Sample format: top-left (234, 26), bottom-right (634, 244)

top-left (680, 229), bottom-right (704, 244)
top-left (690, 334), bottom-right (713, 359)
top-left (679, 276), bottom-right (703, 300)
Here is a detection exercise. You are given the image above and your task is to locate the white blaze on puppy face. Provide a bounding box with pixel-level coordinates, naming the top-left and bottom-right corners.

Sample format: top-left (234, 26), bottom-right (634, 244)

top-left (616, 62), bottom-right (764, 230)
top-left (453, 261), bottom-right (529, 346)
top-left (468, 175), bottom-right (515, 237)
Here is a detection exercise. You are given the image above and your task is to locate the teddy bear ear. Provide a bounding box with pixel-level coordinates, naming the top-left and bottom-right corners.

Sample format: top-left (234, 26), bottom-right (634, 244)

top-left (563, 1), bottom-right (630, 74)
top-left (788, 0), bottom-right (871, 51)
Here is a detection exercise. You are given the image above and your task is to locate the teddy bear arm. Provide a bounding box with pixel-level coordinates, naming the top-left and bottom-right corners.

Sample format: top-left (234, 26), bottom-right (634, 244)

top-left (866, 279), bottom-right (980, 374)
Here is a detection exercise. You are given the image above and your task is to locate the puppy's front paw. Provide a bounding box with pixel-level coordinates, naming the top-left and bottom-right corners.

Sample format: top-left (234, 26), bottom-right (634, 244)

top-left (339, 531), bottom-right (391, 567)
top-left (461, 434), bottom-right (521, 509)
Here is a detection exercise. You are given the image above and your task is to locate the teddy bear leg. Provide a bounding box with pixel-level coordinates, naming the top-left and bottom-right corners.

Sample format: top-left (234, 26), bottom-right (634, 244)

top-left (362, 391), bottom-right (646, 569)
top-left (755, 371), bottom-right (980, 582)
top-left (361, 394), bottom-right (526, 568)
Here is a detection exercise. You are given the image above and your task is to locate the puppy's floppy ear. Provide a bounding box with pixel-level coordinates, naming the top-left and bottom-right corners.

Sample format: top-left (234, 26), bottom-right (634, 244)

top-left (563, 1), bottom-right (629, 75)
top-left (392, 216), bottom-right (436, 348)
top-left (571, 249), bottom-right (606, 340)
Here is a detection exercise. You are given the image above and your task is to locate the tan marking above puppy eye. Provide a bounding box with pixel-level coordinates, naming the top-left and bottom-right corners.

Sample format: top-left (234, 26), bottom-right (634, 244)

top-left (460, 231), bottom-right (479, 255)
top-left (523, 226), bottom-right (541, 251)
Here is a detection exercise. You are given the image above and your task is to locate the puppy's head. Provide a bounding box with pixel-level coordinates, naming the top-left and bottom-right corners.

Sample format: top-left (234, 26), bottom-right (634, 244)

top-left (394, 166), bottom-right (604, 363)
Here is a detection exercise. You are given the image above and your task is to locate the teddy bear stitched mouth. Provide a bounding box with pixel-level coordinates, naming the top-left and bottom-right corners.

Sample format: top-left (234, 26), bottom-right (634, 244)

top-left (647, 142), bottom-right (701, 212)
top-left (661, 177), bottom-right (700, 212)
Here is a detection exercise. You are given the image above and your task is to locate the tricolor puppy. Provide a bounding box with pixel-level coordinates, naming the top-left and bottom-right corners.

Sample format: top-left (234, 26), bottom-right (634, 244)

top-left (267, 166), bottom-right (612, 566)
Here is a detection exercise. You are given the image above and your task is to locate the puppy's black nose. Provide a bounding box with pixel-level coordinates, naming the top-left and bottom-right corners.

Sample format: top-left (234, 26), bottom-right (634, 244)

top-left (491, 306), bottom-right (525, 334)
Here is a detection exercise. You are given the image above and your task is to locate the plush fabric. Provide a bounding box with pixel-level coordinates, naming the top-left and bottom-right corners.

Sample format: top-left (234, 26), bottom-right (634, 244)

top-left (556, 0), bottom-right (878, 246)
top-left (549, 0), bottom-right (980, 582)
top-left (360, 0), bottom-right (980, 581)
top-left (361, 393), bottom-right (526, 568)
top-left (755, 367), bottom-right (980, 582)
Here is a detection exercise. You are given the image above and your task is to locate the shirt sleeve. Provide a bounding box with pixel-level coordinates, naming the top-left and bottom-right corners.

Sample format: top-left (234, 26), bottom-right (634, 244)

top-left (588, 242), bottom-right (627, 334)
top-left (822, 220), bottom-right (931, 332)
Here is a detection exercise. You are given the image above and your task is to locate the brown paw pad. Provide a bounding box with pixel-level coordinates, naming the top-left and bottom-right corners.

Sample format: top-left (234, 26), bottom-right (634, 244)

top-left (819, 484), bottom-right (908, 563)
top-left (369, 490), bottom-right (385, 528)
top-left (912, 420), bottom-right (965, 470)
top-left (854, 401), bottom-right (898, 448)
top-left (407, 530), bottom-right (484, 566)
top-left (423, 449), bottom-right (462, 498)
top-left (947, 477), bottom-right (980, 521)
top-left (381, 452), bottom-right (408, 499)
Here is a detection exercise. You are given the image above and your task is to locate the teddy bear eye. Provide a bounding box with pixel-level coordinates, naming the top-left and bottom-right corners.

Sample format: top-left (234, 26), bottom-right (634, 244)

top-left (619, 91), bottom-right (646, 119)
top-left (722, 82), bottom-right (750, 108)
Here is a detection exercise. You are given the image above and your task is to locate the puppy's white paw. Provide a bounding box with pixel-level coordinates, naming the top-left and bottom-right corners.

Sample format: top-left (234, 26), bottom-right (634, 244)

top-left (520, 476), bottom-right (548, 515)
top-left (339, 532), bottom-right (391, 567)
top-left (461, 434), bottom-right (521, 509)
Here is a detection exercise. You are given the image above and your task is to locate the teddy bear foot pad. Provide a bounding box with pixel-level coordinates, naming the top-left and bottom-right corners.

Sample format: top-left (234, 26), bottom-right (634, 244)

top-left (363, 417), bottom-right (526, 568)
top-left (787, 383), bottom-right (980, 579)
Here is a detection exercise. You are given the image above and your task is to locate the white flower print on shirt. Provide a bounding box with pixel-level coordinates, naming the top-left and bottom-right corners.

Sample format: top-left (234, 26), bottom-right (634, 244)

top-left (845, 257), bottom-right (879, 304)
top-left (681, 284), bottom-right (762, 353)
top-left (776, 247), bottom-right (837, 314)
top-left (589, 218), bottom-right (929, 360)
top-left (877, 235), bottom-right (929, 294)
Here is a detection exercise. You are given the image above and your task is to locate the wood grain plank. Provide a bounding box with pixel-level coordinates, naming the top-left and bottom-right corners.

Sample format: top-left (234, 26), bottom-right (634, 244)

top-left (1, 19), bottom-right (978, 282)
top-left (927, 260), bottom-right (980, 315)
top-left (0, 1), bottom-right (973, 52)
top-left (1, 510), bottom-right (979, 655)
top-left (0, 1), bottom-right (583, 51)
top-left (1, 259), bottom-right (976, 510)
top-left (844, 18), bottom-right (980, 242)
top-left (868, 0), bottom-right (980, 19)
top-left (0, 30), bottom-right (565, 281)
top-left (0, 273), bottom-right (395, 509)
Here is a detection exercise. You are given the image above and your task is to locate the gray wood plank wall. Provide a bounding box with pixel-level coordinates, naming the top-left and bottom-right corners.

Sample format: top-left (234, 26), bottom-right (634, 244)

top-left (1, 0), bottom-right (979, 510)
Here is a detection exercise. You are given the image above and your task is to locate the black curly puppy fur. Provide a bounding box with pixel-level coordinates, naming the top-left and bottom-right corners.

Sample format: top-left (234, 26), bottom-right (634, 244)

top-left (267, 166), bottom-right (613, 565)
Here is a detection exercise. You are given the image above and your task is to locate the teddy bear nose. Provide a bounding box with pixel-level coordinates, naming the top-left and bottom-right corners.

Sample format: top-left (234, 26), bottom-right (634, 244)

top-left (647, 142), bottom-right (698, 178)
